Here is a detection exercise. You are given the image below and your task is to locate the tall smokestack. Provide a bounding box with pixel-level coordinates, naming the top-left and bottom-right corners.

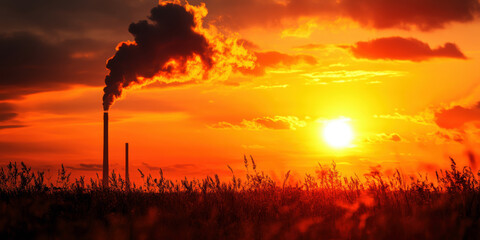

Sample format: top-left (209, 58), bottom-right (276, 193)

top-left (125, 142), bottom-right (129, 190)
top-left (103, 112), bottom-right (109, 188)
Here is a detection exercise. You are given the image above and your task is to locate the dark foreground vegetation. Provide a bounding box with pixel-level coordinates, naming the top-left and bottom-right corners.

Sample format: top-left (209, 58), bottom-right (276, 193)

top-left (1, 157), bottom-right (480, 239)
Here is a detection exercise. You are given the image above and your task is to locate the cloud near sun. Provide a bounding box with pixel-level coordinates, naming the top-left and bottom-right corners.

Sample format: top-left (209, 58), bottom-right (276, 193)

top-left (345, 37), bottom-right (467, 61)
top-left (211, 116), bottom-right (307, 130)
top-left (435, 103), bottom-right (480, 129)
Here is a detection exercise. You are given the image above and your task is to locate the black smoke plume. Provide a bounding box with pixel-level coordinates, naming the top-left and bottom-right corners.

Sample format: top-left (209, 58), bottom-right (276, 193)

top-left (102, 3), bottom-right (214, 111)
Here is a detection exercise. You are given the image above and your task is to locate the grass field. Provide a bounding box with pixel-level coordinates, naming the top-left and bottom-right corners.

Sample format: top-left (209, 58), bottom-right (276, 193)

top-left (1, 157), bottom-right (480, 239)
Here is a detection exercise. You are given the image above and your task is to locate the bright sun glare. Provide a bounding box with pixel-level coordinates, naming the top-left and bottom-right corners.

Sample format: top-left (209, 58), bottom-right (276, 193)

top-left (322, 118), bottom-right (354, 148)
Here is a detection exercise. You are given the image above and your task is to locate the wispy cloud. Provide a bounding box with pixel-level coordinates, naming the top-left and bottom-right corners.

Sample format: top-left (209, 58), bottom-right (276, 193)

top-left (303, 70), bottom-right (404, 84)
top-left (254, 84), bottom-right (288, 90)
top-left (241, 144), bottom-right (265, 149)
top-left (435, 102), bottom-right (480, 129)
top-left (238, 51), bottom-right (317, 76)
top-left (0, 102), bottom-right (18, 122)
top-left (0, 125), bottom-right (26, 130)
top-left (281, 19), bottom-right (318, 38)
top-left (345, 37), bottom-right (467, 61)
top-left (293, 43), bottom-right (327, 51)
top-left (211, 116), bottom-right (307, 130)
top-left (364, 133), bottom-right (404, 143)
top-left (374, 112), bottom-right (433, 125)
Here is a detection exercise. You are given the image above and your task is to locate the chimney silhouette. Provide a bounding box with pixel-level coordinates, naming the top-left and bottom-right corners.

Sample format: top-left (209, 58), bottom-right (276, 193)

top-left (125, 142), bottom-right (129, 190)
top-left (103, 112), bottom-right (109, 188)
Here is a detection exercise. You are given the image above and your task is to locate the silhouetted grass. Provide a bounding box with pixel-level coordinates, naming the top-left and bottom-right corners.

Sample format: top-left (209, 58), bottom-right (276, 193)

top-left (1, 156), bottom-right (480, 239)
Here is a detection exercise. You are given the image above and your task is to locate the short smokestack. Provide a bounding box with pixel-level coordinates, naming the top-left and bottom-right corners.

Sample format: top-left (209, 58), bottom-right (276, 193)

top-left (103, 112), bottom-right (109, 188)
top-left (125, 142), bottom-right (129, 190)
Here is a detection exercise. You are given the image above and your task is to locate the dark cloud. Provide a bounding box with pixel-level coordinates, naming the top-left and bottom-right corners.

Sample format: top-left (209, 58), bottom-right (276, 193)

top-left (0, 113), bottom-right (17, 122)
top-left (0, 0), bottom-right (159, 101)
top-left (0, 102), bottom-right (18, 122)
top-left (0, 125), bottom-right (26, 130)
top-left (238, 51), bottom-right (317, 76)
top-left (435, 103), bottom-right (480, 129)
top-left (0, 0), bottom-right (155, 38)
top-left (0, 141), bottom-right (75, 154)
top-left (0, 111), bottom-right (16, 122)
top-left (0, 89), bottom-right (41, 101)
top-left (188, 0), bottom-right (480, 31)
top-left (0, 102), bottom-right (24, 129)
top-left (347, 37), bottom-right (467, 61)
top-left (340, 0), bottom-right (480, 31)
top-left (0, 32), bottom-right (113, 100)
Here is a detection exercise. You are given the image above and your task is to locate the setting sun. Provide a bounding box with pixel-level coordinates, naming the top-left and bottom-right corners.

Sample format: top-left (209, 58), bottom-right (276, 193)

top-left (322, 119), bottom-right (354, 148)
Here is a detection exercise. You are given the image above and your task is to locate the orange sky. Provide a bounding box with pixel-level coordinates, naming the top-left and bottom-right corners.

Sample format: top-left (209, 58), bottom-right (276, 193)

top-left (1, 0), bottom-right (480, 183)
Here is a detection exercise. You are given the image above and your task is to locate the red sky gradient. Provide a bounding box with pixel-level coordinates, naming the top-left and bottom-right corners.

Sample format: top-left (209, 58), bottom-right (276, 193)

top-left (1, 0), bottom-right (480, 183)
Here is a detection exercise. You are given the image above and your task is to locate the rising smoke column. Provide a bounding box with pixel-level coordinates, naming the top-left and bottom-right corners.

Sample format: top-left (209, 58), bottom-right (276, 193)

top-left (103, 2), bottom-right (251, 111)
